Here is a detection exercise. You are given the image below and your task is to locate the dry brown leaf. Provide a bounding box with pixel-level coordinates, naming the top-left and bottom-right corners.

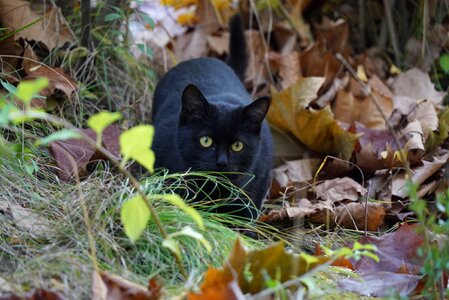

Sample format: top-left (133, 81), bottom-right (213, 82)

top-left (173, 0), bottom-right (220, 61)
top-left (49, 125), bottom-right (121, 181)
top-left (299, 40), bottom-right (342, 91)
top-left (392, 68), bottom-right (446, 105)
top-left (315, 177), bottom-right (367, 203)
top-left (206, 32), bottom-right (229, 56)
top-left (392, 151), bottom-right (449, 198)
top-left (22, 46), bottom-right (40, 74)
top-left (24, 66), bottom-right (77, 106)
top-left (0, 35), bottom-right (23, 82)
top-left (391, 97), bottom-right (438, 141)
top-left (245, 30), bottom-right (269, 89)
top-left (333, 75), bottom-right (394, 128)
top-left (310, 202), bottom-right (385, 231)
top-left (0, 0), bottom-right (71, 50)
top-left (314, 18), bottom-right (349, 53)
top-left (267, 77), bottom-right (358, 160)
top-left (272, 21), bottom-right (297, 54)
top-left (0, 200), bottom-right (51, 236)
top-left (339, 272), bottom-right (421, 297)
top-left (0, 289), bottom-right (64, 300)
top-left (272, 158), bottom-right (322, 188)
top-left (278, 52), bottom-right (301, 89)
top-left (92, 271), bottom-right (161, 300)
top-left (190, 238), bottom-right (330, 297)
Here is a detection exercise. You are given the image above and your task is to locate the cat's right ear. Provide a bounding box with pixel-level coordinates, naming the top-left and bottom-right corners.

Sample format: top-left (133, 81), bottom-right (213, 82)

top-left (180, 84), bottom-right (210, 125)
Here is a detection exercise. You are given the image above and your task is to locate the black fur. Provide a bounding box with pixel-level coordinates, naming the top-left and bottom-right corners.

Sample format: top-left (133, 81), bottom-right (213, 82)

top-left (152, 57), bottom-right (273, 220)
top-left (226, 14), bottom-right (248, 81)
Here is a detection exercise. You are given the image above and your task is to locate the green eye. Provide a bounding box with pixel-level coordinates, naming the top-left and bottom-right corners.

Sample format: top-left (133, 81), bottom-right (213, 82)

top-left (231, 140), bottom-right (244, 152)
top-left (199, 136), bottom-right (213, 148)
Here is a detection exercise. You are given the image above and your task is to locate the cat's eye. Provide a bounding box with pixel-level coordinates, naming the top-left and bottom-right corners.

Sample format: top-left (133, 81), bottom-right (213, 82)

top-left (199, 136), bottom-right (213, 148)
top-left (231, 140), bottom-right (244, 152)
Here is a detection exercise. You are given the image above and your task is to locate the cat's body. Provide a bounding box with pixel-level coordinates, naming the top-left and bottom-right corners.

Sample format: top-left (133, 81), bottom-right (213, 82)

top-left (152, 18), bottom-right (272, 220)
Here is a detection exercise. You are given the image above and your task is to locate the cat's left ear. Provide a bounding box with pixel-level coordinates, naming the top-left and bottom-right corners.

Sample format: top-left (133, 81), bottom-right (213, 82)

top-left (180, 84), bottom-right (210, 125)
top-left (242, 96), bottom-right (270, 133)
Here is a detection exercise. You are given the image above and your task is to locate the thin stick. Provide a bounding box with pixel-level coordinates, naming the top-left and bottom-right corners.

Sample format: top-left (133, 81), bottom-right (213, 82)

top-left (335, 52), bottom-right (410, 177)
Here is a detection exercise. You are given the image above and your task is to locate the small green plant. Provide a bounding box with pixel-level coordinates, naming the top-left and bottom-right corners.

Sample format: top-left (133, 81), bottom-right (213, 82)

top-left (1, 77), bottom-right (208, 279)
top-left (408, 181), bottom-right (449, 299)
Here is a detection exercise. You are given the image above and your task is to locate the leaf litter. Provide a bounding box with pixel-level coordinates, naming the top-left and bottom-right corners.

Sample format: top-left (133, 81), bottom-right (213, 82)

top-left (1, 0), bottom-right (449, 298)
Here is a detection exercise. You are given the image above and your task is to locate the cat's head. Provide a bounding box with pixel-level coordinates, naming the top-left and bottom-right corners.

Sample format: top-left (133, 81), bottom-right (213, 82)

top-left (177, 84), bottom-right (270, 173)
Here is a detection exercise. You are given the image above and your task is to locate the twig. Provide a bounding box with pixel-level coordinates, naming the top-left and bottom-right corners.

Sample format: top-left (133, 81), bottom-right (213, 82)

top-left (335, 52), bottom-right (410, 177)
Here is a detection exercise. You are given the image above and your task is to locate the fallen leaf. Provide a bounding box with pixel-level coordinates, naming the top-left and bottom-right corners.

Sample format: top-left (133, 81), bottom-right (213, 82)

top-left (173, 0), bottom-right (220, 61)
top-left (272, 51), bottom-right (301, 89)
top-left (0, 35), bottom-right (22, 82)
top-left (190, 238), bottom-right (330, 296)
top-left (267, 77), bottom-right (358, 160)
top-left (188, 270), bottom-right (243, 300)
top-left (339, 272), bottom-right (421, 297)
top-left (0, 0), bottom-right (71, 50)
top-left (206, 32), bottom-right (229, 56)
top-left (265, 198), bottom-right (332, 222)
top-left (333, 75), bottom-right (394, 128)
top-left (245, 30), bottom-right (269, 90)
top-left (309, 202), bottom-right (385, 231)
top-left (353, 223), bottom-right (423, 274)
top-left (391, 68), bottom-right (446, 105)
top-left (427, 107), bottom-right (449, 151)
top-left (22, 45), bottom-right (40, 74)
top-left (314, 18), bottom-right (349, 53)
top-left (24, 67), bottom-right (77, 99)
top-left (272, 158), bottom-right (322, 188)
top-left (391, 97), bottom-right (438, 142)
top-left (351, 122), bottom-right (424, 173)
top-left (392, 152), bottom-right (449, 198)
top-left (49, 125), bottom-right (121, 181)
top-left (315, 177), bottom-right (367, 203)
top-left (0, 200), bottom-right (51, 236)
top-left (92, 271), bottom-right (161, 300)
top-left (299, 40), bottom-right (341, 91)
top-left (0, 289), bottom-right (64, 300)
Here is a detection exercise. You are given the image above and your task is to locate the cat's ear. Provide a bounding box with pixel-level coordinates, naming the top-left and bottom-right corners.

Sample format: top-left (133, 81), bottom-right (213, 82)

top-left (242, 96), bottom-right (270, 132)
top-left (180, 84), bottom-right (210, 125)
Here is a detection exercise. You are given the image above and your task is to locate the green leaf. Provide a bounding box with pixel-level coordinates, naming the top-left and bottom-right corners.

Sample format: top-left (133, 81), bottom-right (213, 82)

top-left (16, 78), bottom-right (49, 104)
top-left (140, 13), bottom-right (155, 28)
top-left (136, 43), bottom-right (153, 59)
top-left (155, 194), bottom-right (204, 230)
top-left (300, 252), bottom-right (319, 266)
top-left (9, 108), bottom-right (46, 123)
top-left (162, 238), bottom-right (181, 259)
top-left (87, 111), bottom-right (122, 146)
top-left (36, 129), bottom-right (82, 146)
top-left (104, 13), bottom-right (122, 22)
top-left (170, 226), bottom-right (212, 253)
top-left (439, 53), bottom-right (449, 74)
top-left (119, 125), bottom-right (155, 171)
top-left (120, 195), bottom-right (151, 242)
top-left (132, 149), bottom-right (155, 172)
top-left (1, 80), bottom-right (17, 95)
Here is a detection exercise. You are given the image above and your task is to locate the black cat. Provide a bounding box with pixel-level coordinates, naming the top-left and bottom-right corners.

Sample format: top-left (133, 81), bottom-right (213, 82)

top-left (152, 18), bottom-right (273, 220)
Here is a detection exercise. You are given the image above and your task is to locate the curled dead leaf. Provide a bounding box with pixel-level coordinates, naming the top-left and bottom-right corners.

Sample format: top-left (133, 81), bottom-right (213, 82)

top-left (309, 202), bottom-right (385, 231)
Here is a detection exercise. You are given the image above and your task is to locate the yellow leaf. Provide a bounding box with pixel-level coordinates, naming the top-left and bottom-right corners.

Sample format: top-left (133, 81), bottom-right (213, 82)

top-left (177, 11), bottom-right (199, 26)
top-left (211, 0), bottom-right (231, 11)
top-left (268, 78), bottom-right (358, 160)
top-left (356, 65), bottom-right (368, 82)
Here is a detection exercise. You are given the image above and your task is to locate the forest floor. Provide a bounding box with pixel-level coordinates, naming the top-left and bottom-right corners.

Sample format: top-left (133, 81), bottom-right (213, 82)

top-left (0, 0), bottom-right (449, 299)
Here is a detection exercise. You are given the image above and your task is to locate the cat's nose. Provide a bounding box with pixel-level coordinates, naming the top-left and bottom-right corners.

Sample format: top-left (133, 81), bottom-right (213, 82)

top-left (216, 152), bottom-right (228, 168)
